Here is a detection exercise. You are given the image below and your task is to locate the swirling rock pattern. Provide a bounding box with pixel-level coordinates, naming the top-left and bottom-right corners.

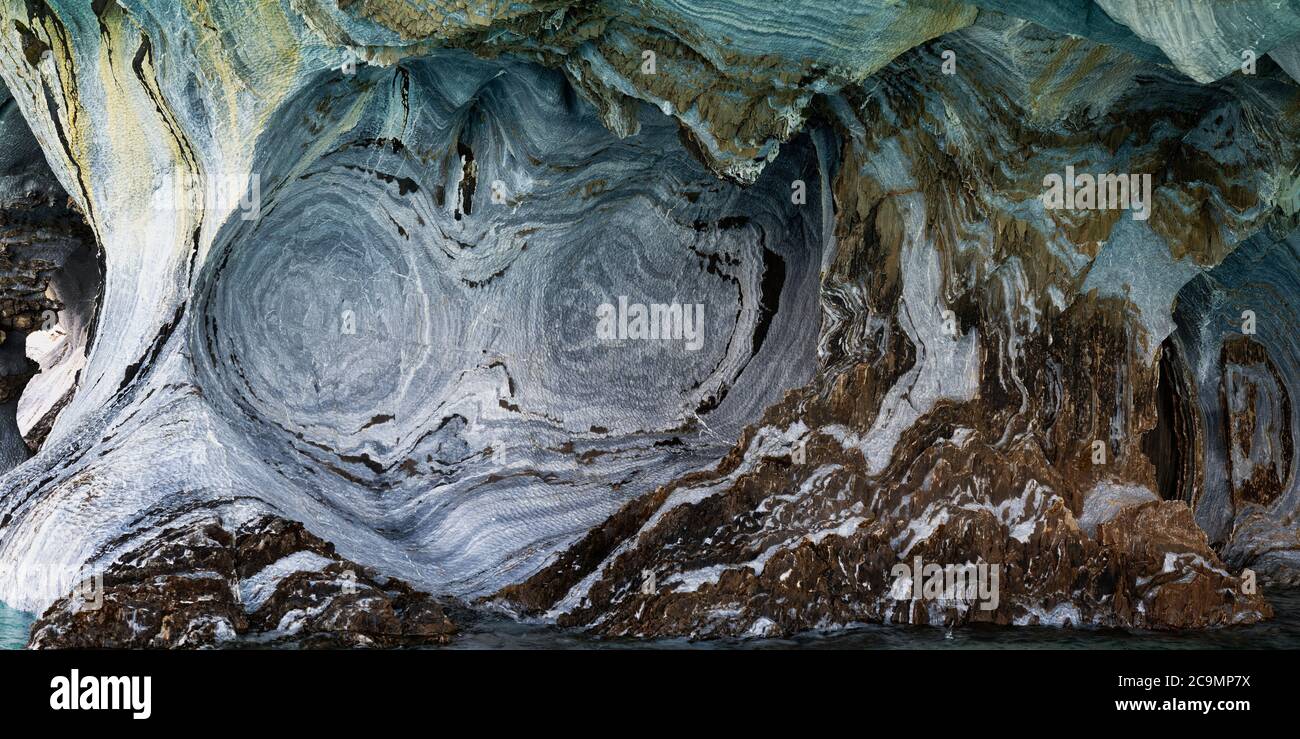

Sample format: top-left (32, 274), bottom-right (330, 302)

top-left (0, 1), bottom-right (1297, 645)
top-left (1169, 230), bottom-right (1300, 582)
top-left (187, 54), bottom-right (823, 595)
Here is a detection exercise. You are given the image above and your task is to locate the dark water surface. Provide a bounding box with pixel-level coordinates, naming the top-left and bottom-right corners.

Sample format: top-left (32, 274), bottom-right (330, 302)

top-left (5, 589), bottom-right (1300, 650)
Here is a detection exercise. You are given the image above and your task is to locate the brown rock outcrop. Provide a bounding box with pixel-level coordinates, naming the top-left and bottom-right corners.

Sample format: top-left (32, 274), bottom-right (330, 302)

top-left (28, 515), bottom-right (458, 648)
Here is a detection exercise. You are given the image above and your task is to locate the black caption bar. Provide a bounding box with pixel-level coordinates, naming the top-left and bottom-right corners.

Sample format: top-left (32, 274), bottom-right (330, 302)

top-left (0, 648), bottom-right (1290, 727)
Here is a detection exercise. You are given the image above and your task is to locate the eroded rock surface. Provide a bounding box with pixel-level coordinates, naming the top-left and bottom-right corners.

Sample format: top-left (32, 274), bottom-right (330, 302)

top-left (0, 80), bottom-right (97, 472)
top-left (494, 13), bottom-right (1295, 637)
top-left (30, 515), bottom-right (457, 648)
top-left (0, 1), bottom-right (1296, 646)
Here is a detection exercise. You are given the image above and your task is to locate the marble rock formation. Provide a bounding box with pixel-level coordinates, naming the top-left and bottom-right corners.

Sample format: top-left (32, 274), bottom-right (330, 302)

top-left (0, 81), bottom-right (96, 472)
top-left (30, 515), bottom-right (458, 648)
top-left (0, 1), bottom-right (1297, 645)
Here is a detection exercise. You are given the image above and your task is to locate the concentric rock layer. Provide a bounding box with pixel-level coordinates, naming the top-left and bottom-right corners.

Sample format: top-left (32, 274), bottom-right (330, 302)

top-left (0, 1), bottom-right (1296, 645)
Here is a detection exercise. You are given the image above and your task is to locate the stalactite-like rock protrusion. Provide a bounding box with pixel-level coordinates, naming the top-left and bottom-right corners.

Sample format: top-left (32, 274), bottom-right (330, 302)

top-left (0, 1), bottom-right (1297, 646)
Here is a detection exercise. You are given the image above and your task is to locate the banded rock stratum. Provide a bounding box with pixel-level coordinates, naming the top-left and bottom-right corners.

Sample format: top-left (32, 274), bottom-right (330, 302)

top-left (0, 0), bottom-right (1297, 645)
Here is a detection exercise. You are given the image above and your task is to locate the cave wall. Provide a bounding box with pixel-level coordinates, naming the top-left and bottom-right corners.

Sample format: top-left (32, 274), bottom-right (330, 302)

top-left (0, 0), bottom-right (1297, 643)
top-left (0, 79), bottom-right (96, 470)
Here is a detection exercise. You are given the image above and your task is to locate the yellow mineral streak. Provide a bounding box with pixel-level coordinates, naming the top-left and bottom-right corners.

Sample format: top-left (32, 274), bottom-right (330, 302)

top-left (0, 1), bottom-right (94, 219)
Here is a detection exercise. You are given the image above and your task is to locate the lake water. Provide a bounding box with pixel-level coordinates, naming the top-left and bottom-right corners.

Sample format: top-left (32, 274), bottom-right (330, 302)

top-left (0, 601), bottom-right (33, 650)
top-left (5, 588), bottom-right (1299, 650)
